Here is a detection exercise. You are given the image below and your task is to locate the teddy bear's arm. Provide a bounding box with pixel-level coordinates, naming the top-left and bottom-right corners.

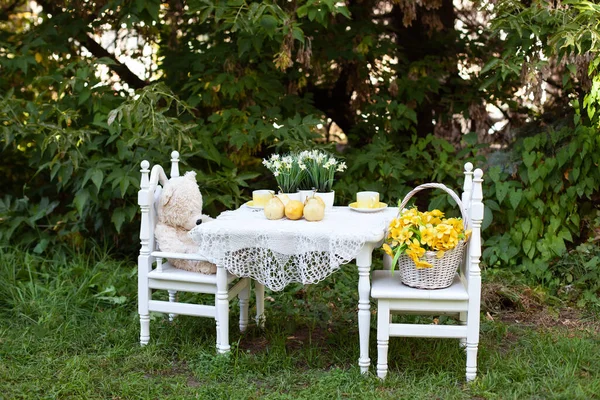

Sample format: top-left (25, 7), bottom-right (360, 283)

top-left (155, 224), bottom-right (197, 254)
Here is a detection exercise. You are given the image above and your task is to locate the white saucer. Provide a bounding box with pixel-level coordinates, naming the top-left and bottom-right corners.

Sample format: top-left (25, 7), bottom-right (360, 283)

top-left (348, 202), bottom-right (388, 213)
top-left (244, 201), bottom-right (264, 210)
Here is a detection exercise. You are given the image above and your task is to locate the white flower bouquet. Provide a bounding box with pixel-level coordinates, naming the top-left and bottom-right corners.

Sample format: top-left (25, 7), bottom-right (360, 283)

top-left (262, 153), bottom-right (303, 193)
top-left (297, 150), bottom-right (347, 192)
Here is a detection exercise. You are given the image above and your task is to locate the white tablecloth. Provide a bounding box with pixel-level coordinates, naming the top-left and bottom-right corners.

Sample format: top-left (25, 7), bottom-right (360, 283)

top-left (189, 205), bottom-right (397, 291)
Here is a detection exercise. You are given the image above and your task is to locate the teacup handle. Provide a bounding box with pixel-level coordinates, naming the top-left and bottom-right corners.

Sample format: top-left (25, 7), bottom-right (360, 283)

top-left (369, 196), bottom-right (377, 207)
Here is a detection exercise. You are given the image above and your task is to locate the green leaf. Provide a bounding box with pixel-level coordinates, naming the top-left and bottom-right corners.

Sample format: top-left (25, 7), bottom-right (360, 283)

top-left (482, 205), bottom-right (493, 231)
top-left (78, 88), bottom-right (91, 105)
top-left (33, 239), bottom-right (49, 254)
top-left (111, 208), bottom-right (126, 232)
top-left (292, 27), bottom-right (305, 42)
top-left (74, 189), bottom-right (90, 216)
top-left (496, 181), bottom-right (509, 204)
top-left (509, 189), bottom-right (522, 209)
top-left (336, 5), bottom-right (351, 19)
top-left (523, 151), bottom-right (536, 167)
top-left (521, 219), bottom-right (531, 237)
top-left (91, 169), bottom-right (104, 193)
top-left (523, 239), bottom-right (535, 259)
top-left (260, 15), bottom-right (278, 36)
top-left (480, 58), bottom-right (500, 75)
top-left (462, 132), bottom-right (478, 146)
top-left (548, 236), bottom-right (566, 256)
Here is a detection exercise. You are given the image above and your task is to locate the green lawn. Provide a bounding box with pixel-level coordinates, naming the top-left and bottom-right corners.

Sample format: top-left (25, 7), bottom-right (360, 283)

top-left (0, 247), bottom-right (598, 399)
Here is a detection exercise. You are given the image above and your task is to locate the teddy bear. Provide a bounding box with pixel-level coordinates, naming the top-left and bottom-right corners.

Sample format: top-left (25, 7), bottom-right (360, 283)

top-left (154, 171), bottom-right (217, 274)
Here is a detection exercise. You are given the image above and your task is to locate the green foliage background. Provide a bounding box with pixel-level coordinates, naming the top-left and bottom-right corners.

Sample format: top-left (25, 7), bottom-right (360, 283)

top-left (1, 0), bottom-right (599, 301)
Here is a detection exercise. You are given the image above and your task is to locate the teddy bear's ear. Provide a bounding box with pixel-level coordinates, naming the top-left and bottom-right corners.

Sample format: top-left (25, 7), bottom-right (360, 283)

top-left (184, 171), bottom-right (197, 181)
top-left (160, 184), bottom-right (174, 207)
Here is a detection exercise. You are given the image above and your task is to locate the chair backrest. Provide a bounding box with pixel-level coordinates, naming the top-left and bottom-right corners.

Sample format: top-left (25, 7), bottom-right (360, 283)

top-left (138, 151), bottom-right (181, 256)
top-left (460, 163), bottom-right (484, 291)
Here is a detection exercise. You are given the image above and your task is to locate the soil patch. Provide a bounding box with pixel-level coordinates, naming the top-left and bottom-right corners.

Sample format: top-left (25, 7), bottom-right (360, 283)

top-left (482, 283), bottom-right (599, 332)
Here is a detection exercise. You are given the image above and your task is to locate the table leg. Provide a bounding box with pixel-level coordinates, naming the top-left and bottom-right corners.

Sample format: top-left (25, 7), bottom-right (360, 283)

top-left (356, 244), bottom-right (373, 374)
top-left (216, 264), bottom-right (230, 354)
top-left (254, 281), bottom-right (265, 329)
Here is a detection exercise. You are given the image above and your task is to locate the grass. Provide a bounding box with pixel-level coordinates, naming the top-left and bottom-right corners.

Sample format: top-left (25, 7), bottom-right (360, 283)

top-left (0, 246), bottom-right (599, 399)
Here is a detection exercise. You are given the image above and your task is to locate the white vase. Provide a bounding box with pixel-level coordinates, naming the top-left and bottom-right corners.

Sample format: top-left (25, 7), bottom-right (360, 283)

top-left (298, 189), bottom-right (316, 203)
top-left (278, 191), bottom-right (301, 202)
top-left (315, 191), bottom-right (335, 209)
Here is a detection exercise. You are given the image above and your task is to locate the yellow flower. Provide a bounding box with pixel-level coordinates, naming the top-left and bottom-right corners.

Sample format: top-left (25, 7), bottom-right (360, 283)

top-left (421, 211), bottom-right (442, 226)
top-left (429, 209), bottom-right (444, 218)
top-left (414, 258), bottom-right (433, 269)
top-left (435, 223), bottom-right (453, 238)
top-left (382, 243), bottom-right (394, 257)
top-left (447, 218), bottom-right (464, 232)
top-left (407, 238), bottom-right (425, 258)
top-left (382, 206), bottom-right (468, 269)
top-left (398, 227), bottom-right (414, 245)
top-left (419, 225), bottom-right (436, 248)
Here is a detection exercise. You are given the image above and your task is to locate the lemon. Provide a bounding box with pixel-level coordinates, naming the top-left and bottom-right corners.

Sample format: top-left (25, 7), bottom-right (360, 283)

top-left (284, 200), bottom-right (304, 220)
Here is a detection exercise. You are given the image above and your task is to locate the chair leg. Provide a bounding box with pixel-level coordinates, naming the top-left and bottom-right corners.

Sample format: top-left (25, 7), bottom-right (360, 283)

top-left (254, 281), bottom-right (265, 329)
top-left (239, 279), bottom-right (250, 332)
top-left (376, 300), bottom-right (391, 379)
top-left (465, 315), bottom-right (479, 381)
top-left (168, 290), bottom-right (177, 322)
top-left (465, 341), bottom-right (478, 381)
top-left (216, 265), bottom-right (230, 353)
top-left (459, 312), bottom-right (467, 349)
top-left (215, 295), bottom-right (220, 351)
top-left (140, 314), bottom-right (150, 346)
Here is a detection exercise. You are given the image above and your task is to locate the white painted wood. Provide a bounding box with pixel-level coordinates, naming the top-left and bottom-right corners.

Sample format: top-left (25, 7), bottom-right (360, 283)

top-left (168, 290), bottom-right (177, 322)
top-left (388, 324), bottom-right (467, 338)
top-left (148, 262), bottom-right (237, 284)
top-left (170, 150), bottom-right (180, 177)
top-left (254, 281), bottom-right (265, 328)
top-left (371, 271), bottom-right (469, 301)
top-left (137, 152), bottom-right (264, 352)
top-left (376, 300), bottom-right (390, 379)
top-left (149, 279), bottom-right (217, 294)
top-left (372, 162), bottom-right (483, 382)
top-left (216, 264), bottom-right (230, 353)
top-left (357, 242), bottom-right (374, 374)
top-left (239, 282), bottom-right (250, 332)
top-left (148, 300), bottom-right (216, 317)
top-left (387, 299), bottom-right (468, 313)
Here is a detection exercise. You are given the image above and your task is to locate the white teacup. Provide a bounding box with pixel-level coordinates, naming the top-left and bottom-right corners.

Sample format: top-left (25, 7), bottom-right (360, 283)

top-left (356, 191), bottom-right (380, 209)
top-left (252, 190), bottom-right (274, 207)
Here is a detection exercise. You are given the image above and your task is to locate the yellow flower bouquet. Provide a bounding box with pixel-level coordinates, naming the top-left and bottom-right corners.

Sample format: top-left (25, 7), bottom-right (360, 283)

top-left (383, 183), bottom-right (471, 289)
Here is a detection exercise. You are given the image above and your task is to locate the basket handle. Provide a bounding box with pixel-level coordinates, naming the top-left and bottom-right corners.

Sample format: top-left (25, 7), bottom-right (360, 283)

top-left (397, 183), bottom-right (469, 230)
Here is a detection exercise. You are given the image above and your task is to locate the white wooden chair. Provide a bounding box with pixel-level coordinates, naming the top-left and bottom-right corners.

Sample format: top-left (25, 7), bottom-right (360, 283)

top-left (371, 163), bottom-right (484, 381)
top-left (137, 151), bottom-right (265, 353)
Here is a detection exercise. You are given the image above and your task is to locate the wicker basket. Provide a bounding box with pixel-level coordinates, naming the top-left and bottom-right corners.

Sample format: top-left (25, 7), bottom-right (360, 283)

top-left (394, 183), bottom-right (469, 290)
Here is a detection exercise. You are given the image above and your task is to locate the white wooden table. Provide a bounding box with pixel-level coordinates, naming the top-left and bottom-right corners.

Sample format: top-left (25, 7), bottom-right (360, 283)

top-left (189, 205), bottom-right (397, 372)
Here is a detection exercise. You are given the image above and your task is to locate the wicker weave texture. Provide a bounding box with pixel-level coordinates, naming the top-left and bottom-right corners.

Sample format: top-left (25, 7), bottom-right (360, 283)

top-left (396, 183), bottom-right (469, 289)
top-left (397, 241), bottom-right (466, 289)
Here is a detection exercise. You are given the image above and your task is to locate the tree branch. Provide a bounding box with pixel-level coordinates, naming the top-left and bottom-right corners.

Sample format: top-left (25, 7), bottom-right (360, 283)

top-left (80, 34), bottom-right (148, 89)
top-left (35, 0), bottom-right (148, 89)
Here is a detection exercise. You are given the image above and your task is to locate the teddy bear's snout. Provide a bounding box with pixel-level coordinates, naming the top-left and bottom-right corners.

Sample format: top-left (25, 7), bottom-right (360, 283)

top-left (196, 218), bottom-right (203, 225)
